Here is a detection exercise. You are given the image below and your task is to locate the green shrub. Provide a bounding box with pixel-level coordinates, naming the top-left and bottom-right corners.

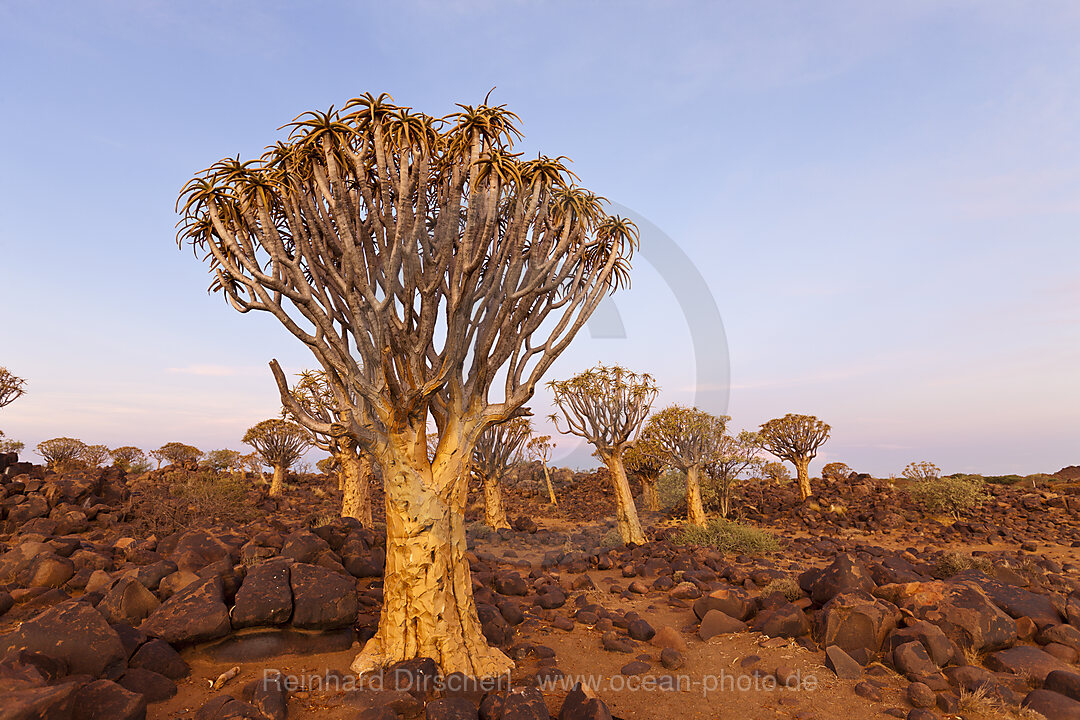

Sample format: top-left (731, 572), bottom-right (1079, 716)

top-left (762, 576), bottom-right (803, 601)
top-left (671, 517), bottom-right (779, 555)
top-left (982, 474), bottom-right (1023, 486)
top-left (908, 475), bottom-right (988, 519)
top-left (599, 528), bottom-right (623, 548)
top-left (656, 469), bottom-right (687, 515)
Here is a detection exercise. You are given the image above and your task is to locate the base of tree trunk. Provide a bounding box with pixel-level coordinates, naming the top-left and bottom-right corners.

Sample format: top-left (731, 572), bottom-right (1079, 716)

top-left (352, 458), bottom-right (514, 678)
top-left (606, 455), bottom-right (646, 545)
top-left (482, 476), bottom-right (511, 530)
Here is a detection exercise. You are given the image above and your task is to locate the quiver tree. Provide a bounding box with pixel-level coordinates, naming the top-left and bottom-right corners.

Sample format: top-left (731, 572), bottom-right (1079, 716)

top-left (472, 417), bottom-right (531, 529)
top-left (707, 430), bottom-right (763, 518)
top-left (286, 370), bottom-right (374, 525)
top-left (623, 443), bottom-right (663, 512)
top-left (763, 461), bottom-right (790, 483)
top-left (239, 452), bottom-right (266, 482)
top-left (821, 461), bottom-right (852, 482)
top-left (242, 419), bottom-right (313, 495)
top-left (0, 368), bottom-right (26, 409)
top-left (81, 444), bottom-right (110, 469)
top-left (176, 93), bottom-right (636, 678)
top-left (37, 437), bottom-right (87, 470)
top-left (205, 449), bottom-right (244, 474)
top-left (110, 446), bottom-right (147, 473)
top-left (638, 405), bottom-right (728, 527)
top-left (759, 414), bottom-right (830, 501)
top-left (549, 364), bottom-right (656, 544)
top-left (525, 434), bottom-right (558, 507)
top-left (152, 442), bottom-right (202, 469)
top-left (902, 461), bottom-right (940, 483)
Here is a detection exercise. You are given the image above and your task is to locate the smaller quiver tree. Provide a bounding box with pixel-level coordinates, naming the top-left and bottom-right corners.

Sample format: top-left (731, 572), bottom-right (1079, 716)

top-left (110, 446), bottom-right (147, 473)
top-left (152, 442), bottom-right (203, 469)
top-left (525, 434), bottom-right (558, 507)
top-left (0, 431), bottom-right (25, 456)
top-left (472, 417), bottom-right (531, 529)
top-left (902, 461), bottom-right (940, 483)
top-left (549, 364), bottom-right (657, 544)
top-left (623, 442), bottom-right (663, 512)
top-left (81, 444), bottom-right (110, 469)
top-left (0, 368), bottom-right (27, 409)
top-left (821, 461), bottom-right (853, 482)
top-left (205, 449), bottom-right (244, 475)
top-left (285, 370), bottom-right (374, 525)
top-left (37, 437), bottom-right (88, 471)
top-left (243, 419), bottom-right (313, 496)
top-left (707, 430), bottom-right (763, 518)
top-left (759, 414), bottom-right (830, 501)
top-left (638, 405), bottom-right (728, 527)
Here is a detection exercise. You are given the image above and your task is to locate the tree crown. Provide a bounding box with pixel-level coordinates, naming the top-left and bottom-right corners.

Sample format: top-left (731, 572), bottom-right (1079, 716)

top-left (36, 437), bottom-right (87, 467)
top-left (548, 364), bottom-right (657, 455)
top-left (152, 442), bottom-right (203, 466)
top-left (638, 404), bottom-right (729, 472)
top-left (759, 413), bottom-right (830, 463)
top-left (472, 417), bottom-right (531, 482)
top-left (177, 93), bottom-right (638, 460)
top-left (243, 419), bottom-right (313, 468)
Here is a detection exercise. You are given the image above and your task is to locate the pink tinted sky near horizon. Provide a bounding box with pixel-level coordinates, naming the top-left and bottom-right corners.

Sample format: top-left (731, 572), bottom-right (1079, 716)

top-left (0, 1), bottom-right (1077, 476)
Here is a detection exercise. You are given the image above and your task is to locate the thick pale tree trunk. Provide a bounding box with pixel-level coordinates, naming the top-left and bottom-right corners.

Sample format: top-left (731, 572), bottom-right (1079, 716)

top-left (339, 445), bottom-right (372, 526)
top-left (603, 453), bottom-right (646, 545)
top-left (541, 462), bottom-right (558, 507)
top-left (719, 478), bottom-right (732, 518)
top-left (641, 474), bottom-right (659, 512)
top-left (482, 474), bottom-right (511, 530)
top-left (795, 458), bottom-right (812, 501)
top-left (686, 465), bottom-right (707, 527)
top-left (351, 426), bottom-right (513, 679)
top-left (269, 464), bottom-right (285, 496)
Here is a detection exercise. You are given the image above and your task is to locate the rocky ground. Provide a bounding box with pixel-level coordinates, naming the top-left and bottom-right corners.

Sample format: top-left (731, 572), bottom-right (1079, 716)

top-left (2, 450), bottom-right (1080, 720)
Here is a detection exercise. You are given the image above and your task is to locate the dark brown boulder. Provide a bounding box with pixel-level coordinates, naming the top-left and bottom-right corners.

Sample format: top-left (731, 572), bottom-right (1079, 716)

top-left (818, 591), bottom-right (900, 656)
top-left (0, 600), bottom-right (126, 678)
top-left (289, 563), bottom-right (357, 630)
top-left (230, 559), bottom-right (292, 628)
top-left (811, 554), bottom-right (875, 605)
top-left (139, 576), bottom-right (231, 645)
top-left (72, 679), bottom-right (147, 720)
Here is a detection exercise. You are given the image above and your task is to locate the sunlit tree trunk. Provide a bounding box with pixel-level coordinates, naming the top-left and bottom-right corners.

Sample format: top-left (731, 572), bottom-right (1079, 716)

top-left (339, 443), bottom-right (372, 526)
top-left (541, 461), bottom-right (558, 507)
top-left (269, 465), bottom-right (285, 496)
top-left (351, 424), bottom-right (513, 679)
top-left (795, 459), bottom-right (811, 501)
top-left (482, 474), bottom-right (511, 530)
top-left (603, 454), bottom-right (646, 545)
top-left (686, 465), bottom-right (707, 527)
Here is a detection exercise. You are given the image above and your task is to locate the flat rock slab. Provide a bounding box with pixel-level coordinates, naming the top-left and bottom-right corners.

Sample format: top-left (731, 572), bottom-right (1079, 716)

top-left (140, 576), bottom-right (231, 645)
top-left (985, 645), bottom-right (1073, 683)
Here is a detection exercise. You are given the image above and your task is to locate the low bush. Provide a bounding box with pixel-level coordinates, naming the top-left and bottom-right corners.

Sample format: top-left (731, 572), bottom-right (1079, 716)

top-left (908, 474), bottom-right (988, 519)
top-left (671, 517), bottom-right (779, 555)
top-left (656, 469), bottom-right (688, 515)
top-left (599, 528), bottom-right (623, 549)
top-left (131, 471), bottom-right (254, 536)
top-left (762, 576), bottom-right (802, 601)
top-left (933, 551), bottom-right (993, 578)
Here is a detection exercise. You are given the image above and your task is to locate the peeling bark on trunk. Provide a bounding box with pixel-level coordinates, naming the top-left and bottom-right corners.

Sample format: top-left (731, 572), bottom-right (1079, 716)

top-left (604, 453), bottom-right (646, 545)
top-left (339, 446), bottom-right (372, 527)
top-left (641, 474), bottom-right (659, 512)
top-left (795, 459), bottom-right (811, 501)
top-left (269, 465), bottom-right (285, 496)
top-left (482, 474), bottom-right (511, 530)
top-left (351, 431), bottom-right (513, 679)
top-left (541, 462), bottom-right (558, 507)
top-left (686, 465), bottom-right (707, 527)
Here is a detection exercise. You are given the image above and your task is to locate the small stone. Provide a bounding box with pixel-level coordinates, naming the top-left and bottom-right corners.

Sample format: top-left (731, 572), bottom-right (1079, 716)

top-left (824, 645), bottom-right (862, 679)
top-left (854, 681), bottom-right (883, 701)
top-left (620, 660), bottom-right (650, 676)
top-left (906, 681), bottom-right (936, 709)
top-left (698, 609), bottom-right (746, 641)
top-left (660, 648), bottom-right (684, 670)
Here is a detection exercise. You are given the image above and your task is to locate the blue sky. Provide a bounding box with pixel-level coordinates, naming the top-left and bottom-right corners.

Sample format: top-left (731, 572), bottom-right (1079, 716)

top-left (1, 1), bottom-right (1077, 476)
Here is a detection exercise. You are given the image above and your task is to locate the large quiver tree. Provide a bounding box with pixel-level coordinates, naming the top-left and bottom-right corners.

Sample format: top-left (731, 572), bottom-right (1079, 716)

top-left (638, 405), bottom-right (728, 527)
top-left (287, 369), bottom-right (374, 525)
top-left (759, 414), bottom-right (830, 501)
top-left (472, 417), bottom-right (531, 529)
top-left (548, 364), bottom-right (657, 544)
top-left (243, 419), bottom-right (313, 495)
top-left (177, 93), bottom-right (637, 678)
